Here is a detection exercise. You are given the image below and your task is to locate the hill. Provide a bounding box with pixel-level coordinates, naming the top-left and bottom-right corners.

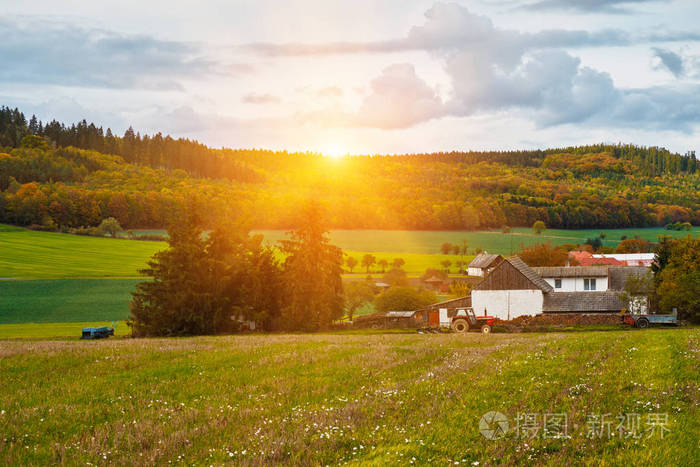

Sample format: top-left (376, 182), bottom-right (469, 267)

top-left (1, 106), bottom-right (698, 231)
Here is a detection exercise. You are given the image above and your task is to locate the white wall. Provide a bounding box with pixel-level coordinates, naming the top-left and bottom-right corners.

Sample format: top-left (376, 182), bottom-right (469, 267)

top-left (467, 267), bottom-right (484, 277)
top-left (472, 290), bottom-right (543, 320)
top-left (542, 277), bottom-right (608, 292)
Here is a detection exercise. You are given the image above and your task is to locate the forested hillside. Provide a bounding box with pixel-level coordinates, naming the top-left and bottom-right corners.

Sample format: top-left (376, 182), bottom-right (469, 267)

top-left (1, 106), bottom-right (698, 230)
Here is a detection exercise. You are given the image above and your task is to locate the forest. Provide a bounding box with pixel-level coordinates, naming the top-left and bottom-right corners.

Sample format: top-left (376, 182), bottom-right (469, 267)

top-left (1, 106), bottom-right (698, 231)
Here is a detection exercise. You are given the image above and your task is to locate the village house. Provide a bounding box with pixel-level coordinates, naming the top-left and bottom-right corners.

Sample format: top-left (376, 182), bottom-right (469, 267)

top-left (466, 253), bottom-right (503, 276)
top-left (470, 257), bottom-right (650, 320)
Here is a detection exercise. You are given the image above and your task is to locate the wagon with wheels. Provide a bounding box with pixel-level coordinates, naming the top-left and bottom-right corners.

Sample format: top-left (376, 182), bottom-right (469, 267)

top-left (451, 307), bottom-right (495, 334)
top-left (622, 309), bottom-right (678, 329)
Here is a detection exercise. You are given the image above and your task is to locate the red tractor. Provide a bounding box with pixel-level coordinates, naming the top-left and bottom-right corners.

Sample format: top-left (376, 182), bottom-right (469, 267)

top-left (451, 308), bottom-right (495, 334)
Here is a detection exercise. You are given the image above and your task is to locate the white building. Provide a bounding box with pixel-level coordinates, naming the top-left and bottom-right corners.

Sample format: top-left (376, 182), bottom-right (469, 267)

top-left (470, 257), bottom-right (650, 320)
top-left (532, 266), bottom-right (610, 292)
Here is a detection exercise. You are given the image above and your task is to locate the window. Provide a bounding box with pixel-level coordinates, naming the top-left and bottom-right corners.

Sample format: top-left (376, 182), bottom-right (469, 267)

top-left (554, 279), bottom-right (562, 289)
top-left (584, 278), bottom-right (597, 291)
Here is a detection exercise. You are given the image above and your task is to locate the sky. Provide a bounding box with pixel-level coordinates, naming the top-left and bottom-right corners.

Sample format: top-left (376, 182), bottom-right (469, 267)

top-left (2, 0), bottom-right (700, 154)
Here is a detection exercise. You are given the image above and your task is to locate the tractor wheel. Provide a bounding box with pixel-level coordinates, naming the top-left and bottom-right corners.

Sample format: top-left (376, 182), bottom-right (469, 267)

top-left (636, 318), bottom-right (649, 329)
top-left (452, 319), bottom-right (469, 333)
top-left (481, 325), bottom-right (492, 334)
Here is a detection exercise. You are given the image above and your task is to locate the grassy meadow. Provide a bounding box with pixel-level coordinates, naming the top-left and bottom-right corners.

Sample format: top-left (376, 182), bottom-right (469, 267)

top-left (0, 328), bottom-right (697, 465)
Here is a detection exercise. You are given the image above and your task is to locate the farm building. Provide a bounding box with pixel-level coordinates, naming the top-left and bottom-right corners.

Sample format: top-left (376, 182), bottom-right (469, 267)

top-left (532, 266), bottom-right (610, 291)
top-left (415, 296), bottom-right (472, 327)
top-left (471, 257), bottom-right (651, 319)
top-left (471, 257), bottom-right (552, 320)
top-left (569, 251), bottom-right (655, 267)
top-left (466, 253), bottom-right (503, 277)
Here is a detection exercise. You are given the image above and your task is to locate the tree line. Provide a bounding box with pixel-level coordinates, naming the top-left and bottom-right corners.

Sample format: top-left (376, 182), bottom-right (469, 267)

top-left (1, 106), bottom-right (698, 231)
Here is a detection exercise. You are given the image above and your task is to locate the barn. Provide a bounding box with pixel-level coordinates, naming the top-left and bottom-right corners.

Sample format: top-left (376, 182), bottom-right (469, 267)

top-left (471, 256), bottom-right (552, 320)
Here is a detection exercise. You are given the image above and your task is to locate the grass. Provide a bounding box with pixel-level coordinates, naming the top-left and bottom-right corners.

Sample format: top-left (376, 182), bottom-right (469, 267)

top-left (0, 279), bottom-right (139, 324)
top-left (0, 328), bottom-right (697, 465)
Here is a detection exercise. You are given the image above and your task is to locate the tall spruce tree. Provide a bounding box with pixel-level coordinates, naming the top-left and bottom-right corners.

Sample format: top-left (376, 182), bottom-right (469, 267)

top-left (279, 200), bottom-right (344, 331)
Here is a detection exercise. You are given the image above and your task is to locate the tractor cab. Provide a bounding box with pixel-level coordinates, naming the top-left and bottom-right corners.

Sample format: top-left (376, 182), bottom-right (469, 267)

top-left (452, 308), bottom-right (495, 334)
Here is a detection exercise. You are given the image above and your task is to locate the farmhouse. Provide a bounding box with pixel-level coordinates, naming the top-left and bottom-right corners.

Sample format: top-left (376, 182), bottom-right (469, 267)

top-left (471, 257), bottom-right (650, 320)
top-left (466, 253), bottom-right (504, 276)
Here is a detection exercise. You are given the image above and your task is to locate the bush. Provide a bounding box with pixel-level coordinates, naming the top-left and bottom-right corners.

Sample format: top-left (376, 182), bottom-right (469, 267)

top-left (374, 287), bottom-right (436, 313)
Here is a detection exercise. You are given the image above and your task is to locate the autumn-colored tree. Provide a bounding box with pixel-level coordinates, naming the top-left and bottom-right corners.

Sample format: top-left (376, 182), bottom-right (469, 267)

top-left (441, 260), bottom-right (452, 272)
top-left (378, 259), bottom-right (389, 273)
top-left (654, 236), bottom-right (700, 322)
top-left (392, 258), bottom-right (405, 270)
top-left (440, 242), bottom-right (453, 255)
top-left (518, 242), bottom-right (570, 267)
top-left (616, 238), bottom-right (650, 253)
top-left (532, 220), bottom-right (546, 235)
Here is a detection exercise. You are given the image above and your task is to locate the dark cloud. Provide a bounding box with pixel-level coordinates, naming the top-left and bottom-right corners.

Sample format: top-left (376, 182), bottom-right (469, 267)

top-left (652, 47), bottom-right (684, 77)
top-left (0, 19), bottom-right (227, 89)
top-left (242, 93), bottom-right (281, 104)
top-left (517, 0), bottom-right (665, 14)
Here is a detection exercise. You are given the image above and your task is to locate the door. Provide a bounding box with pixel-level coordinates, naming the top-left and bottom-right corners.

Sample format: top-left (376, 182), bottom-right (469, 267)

top-left (439, 308), bottom-right (450, 327)
top-left (428, 310), bottom-right (440, 326)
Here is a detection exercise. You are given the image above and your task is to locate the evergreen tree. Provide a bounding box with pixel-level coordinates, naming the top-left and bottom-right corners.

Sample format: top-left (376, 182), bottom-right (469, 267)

top-left (279, 201), bottom-right (344, 331)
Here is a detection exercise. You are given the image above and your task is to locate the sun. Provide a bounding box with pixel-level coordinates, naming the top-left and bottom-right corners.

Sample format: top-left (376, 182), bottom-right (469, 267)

top-left (324, 145), bottom-right (345, 159)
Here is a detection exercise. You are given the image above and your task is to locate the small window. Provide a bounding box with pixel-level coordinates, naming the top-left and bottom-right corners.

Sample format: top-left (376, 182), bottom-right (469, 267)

top-left (554, 279), bottom-right (562, 289)
top-left (584, 278), bottom-right (597, 291)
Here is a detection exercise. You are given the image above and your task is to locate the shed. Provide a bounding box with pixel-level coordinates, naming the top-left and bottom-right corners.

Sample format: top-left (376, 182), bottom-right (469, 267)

top-left (416, 296), bottom-right (472, 327)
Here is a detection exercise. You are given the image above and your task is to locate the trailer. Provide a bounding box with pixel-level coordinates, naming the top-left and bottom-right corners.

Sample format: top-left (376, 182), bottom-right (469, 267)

top-left (622, 309), bottom-right (678, 329)
top-left (81, 326), bottom-right (115, 339)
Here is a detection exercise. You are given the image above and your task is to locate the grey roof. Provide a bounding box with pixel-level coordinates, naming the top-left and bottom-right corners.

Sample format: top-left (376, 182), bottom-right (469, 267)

top-left (468, 253), bottom-right (502, 269)
top-left (542, 291), bottom-right (623, 312)
top-left (608, 267), bottom-right (651, 291)
top-left (386, 311), bottom-right (418, 318)
top-left (533, 266), bottom-right (609, 278)
top-left (507, 256), bottom-right (554, 292)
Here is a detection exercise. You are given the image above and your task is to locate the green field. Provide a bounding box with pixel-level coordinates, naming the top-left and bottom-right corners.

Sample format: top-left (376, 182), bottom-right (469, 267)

top-left (0, 226), bottom-right (162, 279)
top-left (0, 225), bottom-right (466, 278)
top-left (0, 279), bottom-right (139, 324)
top-left (254, 227), bottom-right (700, 255)
top-left (0, 329), bottom-right (697, 465)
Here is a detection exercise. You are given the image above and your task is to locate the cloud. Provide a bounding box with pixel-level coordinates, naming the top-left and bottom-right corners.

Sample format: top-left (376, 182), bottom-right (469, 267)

top-left (354, 64), bottom-right (444, 129)
top-left (238, 2), bottom-right (695, 57)
top-left (517, 0), bottom-right (666, 14)
top-left (329, 4), bottom-right (700, 132)
top-left (651, 47), bottom-right (684, 77)
top-left (242, 93), bottom-right (281, 104)
top-left (0, 18), bottom-right (226, 89)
